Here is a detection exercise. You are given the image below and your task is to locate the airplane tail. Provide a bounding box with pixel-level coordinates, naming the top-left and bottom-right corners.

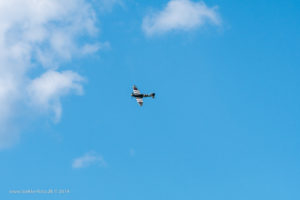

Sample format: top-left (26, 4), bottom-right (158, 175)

top-left (150, 93), bottom-right (155, 98)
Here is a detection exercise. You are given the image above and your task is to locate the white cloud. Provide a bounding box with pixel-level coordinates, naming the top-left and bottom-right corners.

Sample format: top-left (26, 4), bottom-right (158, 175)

top-left (81, 42), bottom-right (110, 55)
top-left (72, 152), bottom-right (107, 169)
top-left (27, 70), bottom-right (84, 122)
top-left (0, 0), bottom-right (102, 149)
top-left (142, 0), bottom-right (221, 36)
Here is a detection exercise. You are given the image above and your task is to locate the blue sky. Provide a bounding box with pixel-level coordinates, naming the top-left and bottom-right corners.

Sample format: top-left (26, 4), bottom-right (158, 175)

top-left (0, 0), bottom-right (300, 199)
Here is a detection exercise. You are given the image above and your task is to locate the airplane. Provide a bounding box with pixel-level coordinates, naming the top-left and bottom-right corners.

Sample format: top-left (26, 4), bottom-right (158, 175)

top-left (131, 85), bottom-right (155, 106)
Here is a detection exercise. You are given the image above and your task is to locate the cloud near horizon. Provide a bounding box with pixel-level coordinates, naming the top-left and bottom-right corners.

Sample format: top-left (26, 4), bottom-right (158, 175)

top-left (142, 0), bottom-right (221, 36)
top-left (0, 0), bottom-right (103, 149)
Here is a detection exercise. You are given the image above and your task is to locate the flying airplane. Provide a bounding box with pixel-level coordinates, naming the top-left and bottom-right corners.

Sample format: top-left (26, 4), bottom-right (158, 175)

top-left (131, 85), bottom-right (155, 106)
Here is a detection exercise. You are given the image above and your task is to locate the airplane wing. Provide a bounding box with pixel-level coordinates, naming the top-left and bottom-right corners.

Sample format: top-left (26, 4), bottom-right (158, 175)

top-left (133, 85), bottom-right (141, 95)
top-left (136, 97), bottom-right (143, 106)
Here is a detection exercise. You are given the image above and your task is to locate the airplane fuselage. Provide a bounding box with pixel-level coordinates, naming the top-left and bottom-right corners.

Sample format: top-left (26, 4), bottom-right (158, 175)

top-left (131, 93), bottom-right (145, 98)
top-left (131, 93), bottom-right (154, 98)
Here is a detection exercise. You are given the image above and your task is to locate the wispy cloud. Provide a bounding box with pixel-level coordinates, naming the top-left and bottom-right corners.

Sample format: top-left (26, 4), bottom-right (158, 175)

top-left (81, 42), bottom-right (110, 55)
top-left (27, 70), bottom-right (84, 122)
top-left (72, 152), bottom-right (107, 169)
top-left (142, 0), bottom-right (221, 36)
top-left (0, 0), bottom-right (102, 149)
